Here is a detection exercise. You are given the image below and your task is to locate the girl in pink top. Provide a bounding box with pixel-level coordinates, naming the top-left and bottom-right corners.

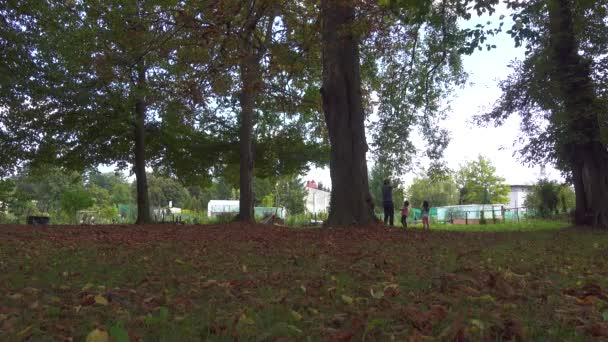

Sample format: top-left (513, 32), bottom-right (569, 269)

top-left (401, 200), bottom-right (410, 228)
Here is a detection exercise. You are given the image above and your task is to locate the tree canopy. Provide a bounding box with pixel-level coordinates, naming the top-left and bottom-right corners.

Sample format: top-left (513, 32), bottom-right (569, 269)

top-left (455, 155), bottom-right (510, 204)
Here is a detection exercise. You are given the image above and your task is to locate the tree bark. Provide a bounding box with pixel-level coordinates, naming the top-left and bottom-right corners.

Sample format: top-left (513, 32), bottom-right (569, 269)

top-left (548, 0), bottom-right (608, 228)
top-left (134, 61), bottom-right (151, 224)
top-left (237, 54), bottom-right (257, 222)
top-left (320, 0), bottom-right (375, 226)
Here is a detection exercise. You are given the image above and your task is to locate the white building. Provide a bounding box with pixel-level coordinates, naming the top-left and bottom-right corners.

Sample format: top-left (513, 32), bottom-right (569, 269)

top-left (305, 180), bottom-right (330, 214)
top-left (507, 185), bottom-right (532, 209)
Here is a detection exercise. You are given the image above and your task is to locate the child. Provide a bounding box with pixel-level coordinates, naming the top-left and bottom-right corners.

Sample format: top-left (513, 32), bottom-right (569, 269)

top-left (422, 200), bottom-right (430, 230)
top-left (401, 200), bottom-right (410, 228)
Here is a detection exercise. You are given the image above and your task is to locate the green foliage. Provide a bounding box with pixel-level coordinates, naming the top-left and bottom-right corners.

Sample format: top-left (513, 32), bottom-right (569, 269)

top-left (406, 174), bottom-right (459, 208)
top-left (525, 179), bottom-right (575, 218)
top-left (456, 155), bottom-right (510, 204)
top-left (60, 188), bottom-right (94, 223)
top-left (147, 174), bottom-right (191, 209)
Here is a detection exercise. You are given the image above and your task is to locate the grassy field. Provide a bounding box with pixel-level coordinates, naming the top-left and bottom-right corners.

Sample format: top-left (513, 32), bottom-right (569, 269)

top-left (1, 222), bottom-right (607, 340)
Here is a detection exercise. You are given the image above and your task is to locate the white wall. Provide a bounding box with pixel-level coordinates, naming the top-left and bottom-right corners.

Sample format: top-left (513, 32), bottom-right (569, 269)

top-left (508, 187), bottom-right (530, 209)
top-left (305, 188), bottom-right (330, 214)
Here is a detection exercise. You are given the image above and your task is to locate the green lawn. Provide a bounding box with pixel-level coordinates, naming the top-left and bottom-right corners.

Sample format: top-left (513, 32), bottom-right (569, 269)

top-left (1, 223), bottom-right (607, 340)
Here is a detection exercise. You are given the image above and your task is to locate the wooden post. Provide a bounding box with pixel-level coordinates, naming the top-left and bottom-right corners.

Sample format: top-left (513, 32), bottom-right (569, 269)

top-left (465, 211), bottom-right (468, 225)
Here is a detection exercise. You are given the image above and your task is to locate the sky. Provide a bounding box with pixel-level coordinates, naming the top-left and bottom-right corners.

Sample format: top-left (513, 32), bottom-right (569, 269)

top-left (306, 6), bottom-right (563, 189)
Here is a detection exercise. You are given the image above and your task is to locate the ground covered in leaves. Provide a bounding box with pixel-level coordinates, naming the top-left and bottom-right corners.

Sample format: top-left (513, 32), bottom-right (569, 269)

top-left (1, 223), bottom-right (607, 341)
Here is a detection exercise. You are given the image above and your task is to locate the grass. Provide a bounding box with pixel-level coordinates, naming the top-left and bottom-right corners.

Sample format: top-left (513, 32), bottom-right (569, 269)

top-left (0, 222), bottom-right (607, 340)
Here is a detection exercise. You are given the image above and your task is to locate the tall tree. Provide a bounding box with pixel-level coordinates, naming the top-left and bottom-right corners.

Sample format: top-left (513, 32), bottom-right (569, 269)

top-left (476, 0), bottom-right (608, 227)
top-left (319, 0), bottom-right (499, 226)
top-left (320, 0), bottom-right (376, 226)
top-left (455, 155), bottom-right (510, 204)
top-left (406, 174), bottom-right (459, 208)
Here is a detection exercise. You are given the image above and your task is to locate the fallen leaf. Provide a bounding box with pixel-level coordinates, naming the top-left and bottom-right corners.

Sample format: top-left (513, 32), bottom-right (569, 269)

top-left (370, 288), bottom-right (384, 299)
top-left (238, 313), bottom-right (255, 325)
top-left (8, 293), bottom-right (23, 300)
top-left (29, 301), bottom-right (39, 309)
top-left (17, 325), bottom-right (33, 337)
top-left (175, 258), bottom-right (185, 265)
top-left (341, 294), bottom-right (354, 305)
top-left (86, 328), bottom-right (110, 342)
top-left (242, 264), bottom-right (248, 272)
top-left (82, 283), bottom-right (94, 291)
top-left (291, 310), bottom-right (303, 321)
top-left (95, 295), bottom-right (109, 305)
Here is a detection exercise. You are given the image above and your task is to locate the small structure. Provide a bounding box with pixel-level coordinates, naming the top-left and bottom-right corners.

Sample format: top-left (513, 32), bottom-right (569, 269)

top-left (508, 185), bottom-right (533, 209)
top-left (305, 180), bottom-right (330, 215)
top-left (206, 200), bottom-right (286, 219)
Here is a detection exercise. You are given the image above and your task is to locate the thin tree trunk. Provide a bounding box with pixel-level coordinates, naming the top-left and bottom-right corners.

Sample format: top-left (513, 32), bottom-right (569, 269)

top-left (134, 61), bottom-right (151, 224)
top-left (548, 0), bottom-right (608, 228)
top-left (235, 11), bottom-right (274, 223)
top-left (320, 0), bottom-right (375, 226)
top-left (237, 54), bottom-right (256, 222)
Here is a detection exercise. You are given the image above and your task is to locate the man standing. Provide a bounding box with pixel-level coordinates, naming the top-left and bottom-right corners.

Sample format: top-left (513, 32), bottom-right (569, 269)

top-left (382, 179), bottom-right (394, 226)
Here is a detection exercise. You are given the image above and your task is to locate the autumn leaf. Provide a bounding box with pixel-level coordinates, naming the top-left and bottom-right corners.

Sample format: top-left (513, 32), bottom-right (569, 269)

top-left (370, 288), bottom-right (384, 299)
top-left (341, 294), bottom-right (354, 305)
top-left (17, 325), bottom-right (33, 337)
top-left (291, 310), bottom-right (303, 321)
top-left (94, 295), bottom-right (109, 305)
top-left (86, 328), bottom-right (110, 342)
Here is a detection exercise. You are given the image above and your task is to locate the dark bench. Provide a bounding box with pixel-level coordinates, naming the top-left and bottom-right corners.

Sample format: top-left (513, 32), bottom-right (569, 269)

top-left (26, 216), bottom-right (50, 225)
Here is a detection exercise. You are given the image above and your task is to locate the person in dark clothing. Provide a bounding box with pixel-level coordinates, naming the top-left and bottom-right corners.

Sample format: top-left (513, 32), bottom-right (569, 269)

top-left (382, 179), bottom-right (394, 226)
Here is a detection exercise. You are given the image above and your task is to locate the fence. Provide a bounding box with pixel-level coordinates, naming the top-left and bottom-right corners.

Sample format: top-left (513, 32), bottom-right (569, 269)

top-left (378, 204), bottom-right (537, 225)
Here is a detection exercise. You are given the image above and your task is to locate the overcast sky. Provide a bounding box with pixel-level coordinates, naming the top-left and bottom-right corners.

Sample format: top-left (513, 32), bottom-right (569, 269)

top-left (307, 6), bottom-right (563, 188)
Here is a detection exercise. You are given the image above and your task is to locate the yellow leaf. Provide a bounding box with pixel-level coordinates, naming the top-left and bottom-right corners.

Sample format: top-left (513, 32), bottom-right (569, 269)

top-left (94, 295), bottom-right (109, 306)
top-left (86, 328), bottom-right (110, 342)
top-left (308, 307), bottom-right (319, 315)
top-left (370, 288), bottom-right (384, 299)
top-left (175, 259), bottom-right (185, 265)
top-left (341, 294), bottom-right (354, 305)
top-left (50, 296), bottom-right (61, 303)
top-left (238, 313), bottom-right (255, 325)
top-left (291, 310), bottom-right (303, 321)
top-left (17, 325), bottom-right (33, 337)
top-left (82, 283), bottom-right (94, 291)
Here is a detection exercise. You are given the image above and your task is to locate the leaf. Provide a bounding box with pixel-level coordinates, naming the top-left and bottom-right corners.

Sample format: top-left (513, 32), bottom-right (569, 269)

top-left (94, 295), bottom-right (109, 305)
top-left (86, 328), bottom-right (110, 342)
top-left (291, 310), bottom-right (303, 321)
top-left (82, 283), bottom-right (94, 291)
top-left (17, 325), bottom-right (33, 337)
top-left (603, 311), bottom-right (608, 321)
top-left (159, 307), bottom-right (169, 321)
top-left (370, 288), bottom-right (384, 299)
top-left (174, 258), bottom-right (185, 265)
top-left (8, 293), bottom-right (23, 300)
top-left (239, 313), bottom-right (255, 325)
top-left (341, 294), bottom-right (354, 305)
top-left (109, 324), bottom-right (130, 342)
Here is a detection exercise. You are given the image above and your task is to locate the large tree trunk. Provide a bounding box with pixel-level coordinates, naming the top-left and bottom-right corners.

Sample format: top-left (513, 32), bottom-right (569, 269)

top-left (320, 0), bottom-right (375, 226)
top-left (134, 61), bottom-right (151, 224)
top-left (548, 0), bottom-right (608, 228)
top-left (237, 54), bottom-right (257, 222)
